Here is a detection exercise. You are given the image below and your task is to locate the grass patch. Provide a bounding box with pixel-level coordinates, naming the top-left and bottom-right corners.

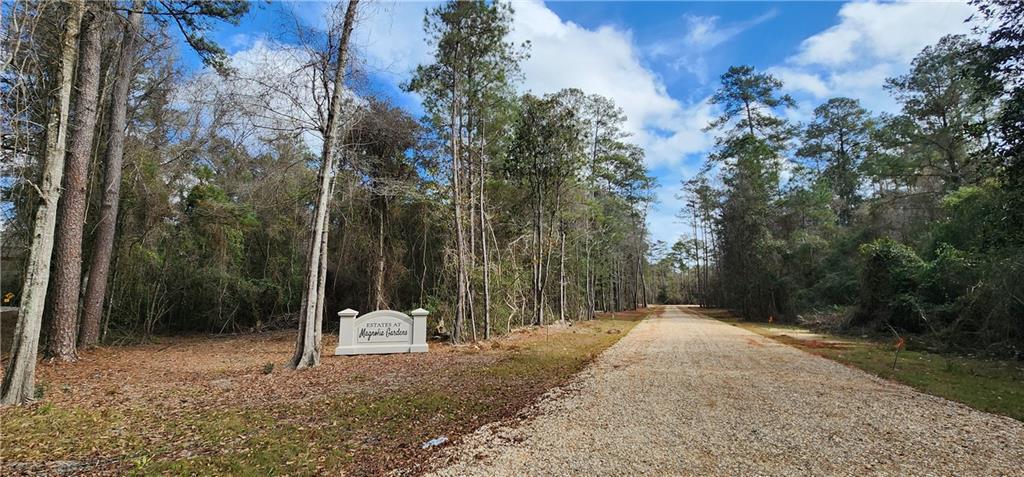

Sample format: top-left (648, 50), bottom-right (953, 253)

top-left (485, 320), bottom-right (635, 379)
top-left (0, 314), bottom-right (645, 475)
top-left (699, 308), bottom-right (1024, 421)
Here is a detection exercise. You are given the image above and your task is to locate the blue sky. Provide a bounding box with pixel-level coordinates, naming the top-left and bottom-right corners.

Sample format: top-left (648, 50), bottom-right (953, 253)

top-left (178, 0), bottom-right (980, 248)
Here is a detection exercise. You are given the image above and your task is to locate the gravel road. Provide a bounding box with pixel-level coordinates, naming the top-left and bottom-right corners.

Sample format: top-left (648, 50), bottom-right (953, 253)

top-left (428, 305), bottom-right (1024, 476)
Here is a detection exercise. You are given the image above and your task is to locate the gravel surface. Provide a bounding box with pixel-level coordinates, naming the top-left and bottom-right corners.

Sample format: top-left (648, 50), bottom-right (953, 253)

top-left (428, 306), bottom-right (1024, 476)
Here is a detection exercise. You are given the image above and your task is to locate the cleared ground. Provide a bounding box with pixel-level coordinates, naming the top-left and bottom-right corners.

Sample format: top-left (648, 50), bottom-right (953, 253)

top-left (0, 318), bottom-right (638, 475)
top-left (431, 305), bottom-right (1024, 476)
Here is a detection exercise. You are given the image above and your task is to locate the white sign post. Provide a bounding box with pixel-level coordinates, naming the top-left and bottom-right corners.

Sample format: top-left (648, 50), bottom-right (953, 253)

top-left (335, 308), bottom-right (429, 355)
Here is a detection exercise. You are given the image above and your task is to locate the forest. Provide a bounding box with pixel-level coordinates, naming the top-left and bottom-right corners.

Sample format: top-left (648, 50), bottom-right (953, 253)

top-left (1, 0), bottom-right (1022, 409)
top-left (662, 2), bottom-right (1024, 360)
top-left (1, 0), bottom-right (656, 404)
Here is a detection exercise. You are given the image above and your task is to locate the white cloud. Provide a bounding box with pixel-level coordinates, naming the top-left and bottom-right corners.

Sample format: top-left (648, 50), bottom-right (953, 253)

top-left (228, 32), bottom-right (257, 49)
top-left (507, 1), bottom-right (715, 169)
top-left (352, 1), bottom-right (436, 79)
top-left (794, 0), bottom-right (975, 67)
top-left (647, 0), bottom-right (980, 245)
top-left (829, 63), bottom-right (899, 112)
top-left (511, 5), bottom-right (669, 131)
top-left (637, 101), bottom-right (715, 170)
top-left (768, 67), bottom-right (831, 98)
top-left (647, 10), bottom-right (776, 84)
top-left (647, 179), bottom-right (687, 248)
top-left (778, 0), bottom-right (979, 115)
top-left (794, 23), bottom-right (863, 67)
top-left (691, 10), bottom-right (777, 50)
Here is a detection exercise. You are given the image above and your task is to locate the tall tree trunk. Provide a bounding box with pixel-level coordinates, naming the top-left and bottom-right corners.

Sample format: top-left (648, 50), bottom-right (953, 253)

top-left (2, 0), bottom-right (83, 405)
top-left (467, 124), bottom-right (476, 267)
top-left (559, 226), bottom-right (566, 323)
top-left (588, 263), bottom-right (595, 318)
top-left (700, 208), bottom-right (712, 308)
top-left (290, 0), bottom-right (359, 369)
top-left (585, 121), bottom-right (600, 319)
top-left (532, 182), bottom-right (543, 326)
top-left (584, 232), bottom-right (593, 320)
top-left (374, 201), bottom-right (386, 309)
top-left (691, 204), bottom-right (702, 306)
top-left (626, 253), bottom-right (634, 309)
top-left (455, 104), bottom-right (466, 341)
top-left (46, 8), bottom-right (104, 362)
top-left (465, 109), bottom-right (476, 341)
top-left (78, 0), bottom-right (138, 342)
top-left (314, 204), bottom-right (331, 356)
top-left (638, 244), bottom-right (648, 308)
top-left (610, 261), bottom-right (618, 313)
top-left (620, 257), bottom-right (626, 311)
top-left (603, 272), bottom-right (610, 312)
top-left (479, 129), bottom-right (490, 339)
top-left (610, 259), bottom-right (618, 312)
top-left (541, 190), bottom-right (559, 323)
top-left (704, 205), bottom-right (719, 306)
top-left (450, 83), bottom-right (466, 343)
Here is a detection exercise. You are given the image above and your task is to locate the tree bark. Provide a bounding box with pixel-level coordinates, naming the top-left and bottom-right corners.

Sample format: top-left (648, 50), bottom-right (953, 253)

top-left (559, 226), bottom-right (566, 323)
top-left (617, 257), bottom-right (624, 312)
top-left (290, 0), bottom-right (359, 369)
top-left (2, 0), bottom-right (84, 405)
top-left (46, 8), bottom-right (104, 361)
top-left (80, 0), bottom-right (144, 348)
top-left (612, 261), bottom-right (620, 312)
top-left (691, 204), bottom-right (702, 306)
top-left (532, 181), bottom-right (544, 326)
top-left (700, 207), bottom-right (712, 307)
top-left (638, 256), bottom-right (645, 308)
top-left (465, 109), bottom-right (476, 341)
top-left (479, 129), bottom-right (490, 339)
top-left (450, 81), bottom-right (466, 343)
top-left (374, 201), bottom-right (386, 309)
top-left (584, 233), bottom-right (592, 319)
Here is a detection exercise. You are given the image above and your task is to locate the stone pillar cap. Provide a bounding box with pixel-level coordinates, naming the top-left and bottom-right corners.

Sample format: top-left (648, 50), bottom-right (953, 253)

top-left (338, 308), bottom-right (359, 316)
top-left (410, 308), bottom-right (429, 315)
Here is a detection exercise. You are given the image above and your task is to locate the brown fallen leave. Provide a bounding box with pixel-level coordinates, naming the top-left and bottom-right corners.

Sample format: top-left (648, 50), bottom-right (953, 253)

top-left (0, 316), bottom-right (643, 476)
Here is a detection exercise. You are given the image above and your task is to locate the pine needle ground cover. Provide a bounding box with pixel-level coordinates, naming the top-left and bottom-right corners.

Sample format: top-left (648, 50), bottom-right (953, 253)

top-left (0, 315), bottom-right (645, 476)
top-left (695, 308), bottom-right (1024, 422)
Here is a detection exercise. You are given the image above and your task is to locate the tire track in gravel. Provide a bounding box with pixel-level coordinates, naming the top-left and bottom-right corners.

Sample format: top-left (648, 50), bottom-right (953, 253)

top-left (427, 305), bottom-right (1024, 476)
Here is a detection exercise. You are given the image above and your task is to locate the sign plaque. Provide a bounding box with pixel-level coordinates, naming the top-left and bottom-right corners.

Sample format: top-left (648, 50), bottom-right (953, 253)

top-left (335, 308), bottom-right (429, 355)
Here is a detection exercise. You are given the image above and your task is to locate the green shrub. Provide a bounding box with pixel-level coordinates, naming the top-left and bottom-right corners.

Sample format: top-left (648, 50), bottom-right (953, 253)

top-left (932, 182), bottom-right (1008, 252)
top-left (855, 238), bottom-right (926, 331)
top-left (920, 244), bottom-right (977, 308)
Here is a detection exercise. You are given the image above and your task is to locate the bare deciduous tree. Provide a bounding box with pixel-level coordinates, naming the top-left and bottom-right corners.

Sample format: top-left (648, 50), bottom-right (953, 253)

top-left (290, 0), bottom-right (360, 369)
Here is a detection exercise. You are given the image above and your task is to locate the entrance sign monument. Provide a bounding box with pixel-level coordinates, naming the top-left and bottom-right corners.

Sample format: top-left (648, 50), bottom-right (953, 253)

top-left (335, 308), bottom-right (429, 355)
